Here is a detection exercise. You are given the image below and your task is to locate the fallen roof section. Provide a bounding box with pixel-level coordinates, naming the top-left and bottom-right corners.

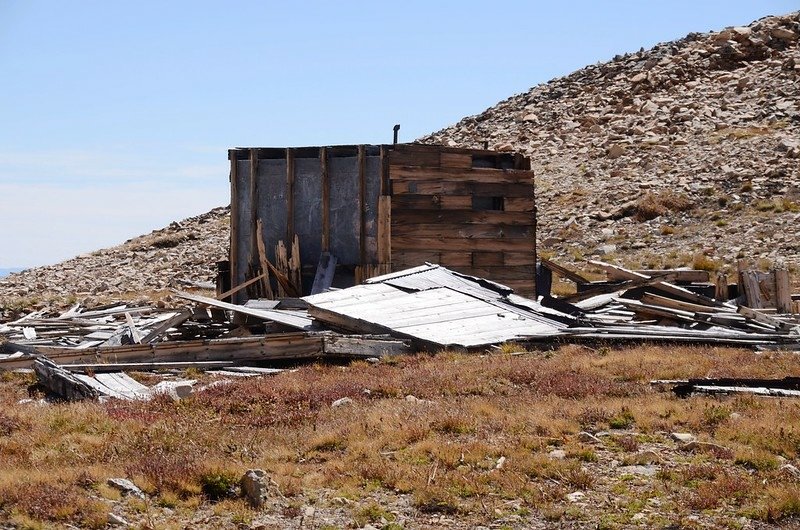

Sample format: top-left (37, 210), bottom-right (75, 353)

top-left (304, 264), bottom-right (570, 348)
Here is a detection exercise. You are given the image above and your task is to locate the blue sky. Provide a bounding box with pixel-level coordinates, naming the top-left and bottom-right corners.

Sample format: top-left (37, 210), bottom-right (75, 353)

top-left (1, 0), bottom-right (796, 268)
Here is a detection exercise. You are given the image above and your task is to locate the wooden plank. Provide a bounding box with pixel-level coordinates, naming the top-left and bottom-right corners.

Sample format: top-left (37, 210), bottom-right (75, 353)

top-left (5, 333), bottom-right (325, 371)
top-left (289, 235), bottom-right (303, 295)
top-left (392, 209), bottom-right (534, 226)
top-left (456, 265), bottom-right (535, 282)
top-left (311, 252), bottom-right (338, 295)
top-left (439, 252), bottom-right (472, 267)
top-left (391, 179), bottom-right (532, 198)
top-left (275, 241), bottom-right (289, 298)
top-left (94, 373), bottom-right (149, 400)
top-left (248, 149), bottom-right (259, 296)
top-left (140, 310), bottom-right (193, 344)
top-left (541, 258), bottom-right (591, 284)
top-left (391, 250), bottom-right (441, 268)
top-left (504, 197), bottom-right (536, 211)
top-left (775, 268), bottom-right (792, 313)
top-left (255, 219), bottom-right (274, 299)
top-left (715, 272), bottom-right (728, 301)
top-left (390, 165), bottom-right (535, 184)
top-left (387, 149), bottom-right (440, 167)
top-left (391, 195), bottom-right (473, 210)
top-left (229, 153), bottom-right (239, 302)
top-left (737, 305), bottom-right (796, 331)
top-left (216, 272), bottom-right (267, 301)
top-left (504, 252), bottom-right (537, 266)
top-left (378, 195), bottom-right (391, 267)
top-left (588, 260), bottom-right (722, 308)
top-left (472, 252), bottom-right (503, 267)
top-left (438, 152), bottom-right (473, 169)
top-left (323, 335), bottom-right (412, 357)
top-left (391, 223), bottom-right (534, 239)
top-left (321, 147), bottom-right (330, 252)
top-left (640, 293), bottom-right (734, 315)
top-left (62, 361), bottom-right (239, 373)
top-left (34, 357), bottom-right (98, 400)
top-left (631, 269), bottom-right (711, 283)
top-left (358, 144), bottom-right (367, 267)
top-left (173, 290), bottom-right (313, 330)
top-left (286, 148), bottom-right (295, 243)
top-left (392, 236), bottom-right (533, 252)
top-left (125, 312), bottom-right (143, 344)
top-left (307, 306), bottom-right (390, 335)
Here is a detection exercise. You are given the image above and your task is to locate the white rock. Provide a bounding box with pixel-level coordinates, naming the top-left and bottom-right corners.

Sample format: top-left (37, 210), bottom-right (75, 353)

top-left (331, 397), bottom-right (353, 408)
top-left (670, 432), bottom-right (696, 443)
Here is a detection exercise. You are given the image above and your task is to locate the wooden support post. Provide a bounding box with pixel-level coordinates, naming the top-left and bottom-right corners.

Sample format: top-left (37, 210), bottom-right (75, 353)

top-left (286, 148), bottom-right (295, 243)
top-left (321, 147), bottom-right (330, 252)
top-left (715, 272), bottom-right (728, 301)
top-left (775, 267), bottom-right (792, 314)
top-left (229, 151), bottom-right (239, 301)
top-left (379, 145), bottom-right (389, 196)
top-left (244, 149), bottom-right (259, 303)
top-left (378, 195), bottom-right (391, 273)
top-left (358, 144), bottom-right (367, 268)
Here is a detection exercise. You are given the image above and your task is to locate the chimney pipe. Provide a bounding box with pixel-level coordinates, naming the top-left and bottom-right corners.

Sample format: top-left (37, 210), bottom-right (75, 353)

top-left (393, 124), bottom-right (400, 144)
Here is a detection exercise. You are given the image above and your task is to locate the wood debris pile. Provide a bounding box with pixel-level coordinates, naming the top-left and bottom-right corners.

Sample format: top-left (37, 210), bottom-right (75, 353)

top-left (537, 258), bottom-right (800, 346)
top-left (2, 260), bottom-right (799, 401)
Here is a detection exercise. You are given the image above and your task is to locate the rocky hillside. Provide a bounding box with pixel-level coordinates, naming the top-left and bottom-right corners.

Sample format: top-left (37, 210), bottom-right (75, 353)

top-left (2, 12), bottom-right (798, 313)
top-left (423, 12), bottom-right (800, 273)
top-left (0, 207), bottom-right (229, 314)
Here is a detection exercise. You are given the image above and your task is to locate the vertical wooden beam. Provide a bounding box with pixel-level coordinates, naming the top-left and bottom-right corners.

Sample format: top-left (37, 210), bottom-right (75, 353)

top-left (358, 144), bottom-right (366, 268)
top-left (229, 150), bottom-right (239, 299)
top-left (378, 195), bottom-right (391, 272)
top-left (715, 272), bottom-right (728, 302)
top-left (247, 149), bottom-right (260, 303)
top-left (286, 148), bottom-right (296, 243)
top-left (775, 267), bottom-right (791, 313)
top-left (379, 145), bottom-right (389, 196)
top-left (321, 147), bottom-right (330, 252)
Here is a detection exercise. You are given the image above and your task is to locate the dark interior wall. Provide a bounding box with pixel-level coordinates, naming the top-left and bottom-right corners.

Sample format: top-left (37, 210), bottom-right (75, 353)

top-left (328, 156), bottom-right (361, 266)
top-left (230, 147), bottom-right (383, 299)
top-left (293, 157), bottom-right (323, 271)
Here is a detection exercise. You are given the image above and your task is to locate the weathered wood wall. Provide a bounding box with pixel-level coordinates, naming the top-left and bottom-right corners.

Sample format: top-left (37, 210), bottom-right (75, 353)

top-left (388, 144), bottom-right (537, 296)
top-left (229, 143), bottom-right (536, 301)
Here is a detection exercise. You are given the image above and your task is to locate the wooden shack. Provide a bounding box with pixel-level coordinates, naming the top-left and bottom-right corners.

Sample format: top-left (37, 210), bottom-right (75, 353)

top-left (227, 143), bottom-right (536, 302)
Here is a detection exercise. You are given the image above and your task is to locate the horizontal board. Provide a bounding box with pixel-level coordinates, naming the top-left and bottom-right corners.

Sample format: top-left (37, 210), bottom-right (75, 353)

top-left (390, 165), bottom-right (534, 184)
top-left (465, 265), bottom-right (536, 280)
top-left (439, 152), bottom-right (473, 169)
top-left (390, 250), bottom-right (441, 268)
top-left (439, 252), bottom-right (472, 267)
top-left (505, 197), bottom-right (536, 212)
top-left (391, 179), bottom-right (533, 198)
top-left (391, 194), bottom-right (472, 210)
top-left (392, 236), bottom-right (534, 252)
top-left (504, 251), bottom-right (537, 266)
top-left (472, 252), bottom-right (504, 266)
top-left (388, 150), bottom-right (441, 167)
top-left (502, 280), bottom-right (536, 296)
top-left (392, 209), bottom-right (534, 226)
top-left (391, 223), bottom-right (534, 239)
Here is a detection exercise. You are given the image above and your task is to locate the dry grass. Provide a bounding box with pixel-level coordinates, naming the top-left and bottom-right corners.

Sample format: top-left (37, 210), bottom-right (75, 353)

top-left (633, 191), bottom-right (694, 221)
top-left (2, 345), bottom-right (800, 527)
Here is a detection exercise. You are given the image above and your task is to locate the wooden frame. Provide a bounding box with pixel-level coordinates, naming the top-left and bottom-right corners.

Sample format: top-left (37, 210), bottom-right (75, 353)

top-left (228, 143), bottom-right (536, 299)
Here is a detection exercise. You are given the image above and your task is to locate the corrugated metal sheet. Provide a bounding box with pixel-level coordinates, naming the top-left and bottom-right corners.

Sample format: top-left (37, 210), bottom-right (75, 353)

top-left (305, 265), bottom-right (568, 348)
